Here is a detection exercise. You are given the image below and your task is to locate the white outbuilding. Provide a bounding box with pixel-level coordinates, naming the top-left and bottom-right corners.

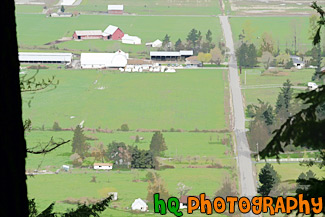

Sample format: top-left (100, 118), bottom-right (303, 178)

top-left (93, 163), bottom-right (113, 170)
top-left (80, 50), bottom-right (129, 69)
top-left (61, 0), bottom-right (76, 5)
top-left (18, 52), bottom-right (73, 64)
top-left (122, 34), bottom-right (141, 45)
top-left (146, 39), bottom-right (162, 48)
top-left (131, 198), bottom-right (148, 212)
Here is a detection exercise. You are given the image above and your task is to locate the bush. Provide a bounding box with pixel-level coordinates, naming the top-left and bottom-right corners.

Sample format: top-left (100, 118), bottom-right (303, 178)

top-left (52, 121), bottom-right (62, 131)
top-left (120, 124), bottom-right (129, 131)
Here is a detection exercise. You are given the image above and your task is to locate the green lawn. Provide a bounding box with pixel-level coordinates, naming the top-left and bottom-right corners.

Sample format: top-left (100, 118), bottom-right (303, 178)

top-left (16, 14), bottom-right (222, 55)
top-left (256, 163), bottom-right (325, 183)
top-left (69, 0), bottom-right (221, 15)
top-left (229, 16), bottom-right (312, 51)
top-left (238, 68), bottom-right (314, 105)
top-left (22, 68), bottom-right (226, 130)
top-left (15, 5), bottom-right (44, 14)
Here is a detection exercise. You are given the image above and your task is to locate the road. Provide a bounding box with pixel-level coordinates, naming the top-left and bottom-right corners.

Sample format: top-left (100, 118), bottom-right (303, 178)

top-left (219, 15), bottom-right (257, 214)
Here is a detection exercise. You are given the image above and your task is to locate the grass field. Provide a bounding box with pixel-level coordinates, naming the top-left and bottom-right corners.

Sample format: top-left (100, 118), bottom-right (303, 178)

top-left (22, 68), bottom-right (226, 130)
top-left (68, 0), bottom-right (222, 16)
top-left (15, 5), bottom-right (44, 13)
top-left (238, 68), bottom-right (314, 105)
top-left (16, 14), bottom-right (222, 55)
top-left (256, 163), bottom-right (325, 183)
top-left (230, 16), bottom-right (312, 52)
top-left (25, 131), bottom-right (234, 170)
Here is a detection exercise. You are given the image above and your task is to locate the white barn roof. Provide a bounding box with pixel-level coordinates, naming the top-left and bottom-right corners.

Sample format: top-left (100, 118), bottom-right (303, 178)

top-left (80, 50), bottom-right (129, 68)
top-left (180, 50), bottom-right (194, 56)
top-left (19, 52), bottom-right (72, 63)
top-left (122, 34), bottom-right (141, 44)
top-left (150, 51), bottom-right (181, 57)
top-left (75, 30), bottom-right (103, 36)
top-left (61, 0), bottom-right (76, 5)
top-left (108, 5), bottom-right (124, 10)
top-left (103, 25), bottom-right (119, 36)
top-left (150, 50), bottom-right (193, 57)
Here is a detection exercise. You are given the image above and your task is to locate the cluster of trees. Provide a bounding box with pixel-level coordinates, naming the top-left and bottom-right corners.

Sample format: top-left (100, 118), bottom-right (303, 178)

top-left (247, 80), bottom-right (296, 153)
top-left (70, 128), bottom-right (167, 170)
top-left (160, 28), bottom-right (225, 56)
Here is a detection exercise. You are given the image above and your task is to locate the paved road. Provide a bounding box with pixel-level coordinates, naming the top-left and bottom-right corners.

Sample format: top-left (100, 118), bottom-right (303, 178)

top-left (219, 16), bottom-right (257, 213)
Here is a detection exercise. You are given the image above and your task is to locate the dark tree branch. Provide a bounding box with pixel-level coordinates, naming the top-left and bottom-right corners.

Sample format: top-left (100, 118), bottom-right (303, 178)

top-left (27, 137), bottom-right (70, 155)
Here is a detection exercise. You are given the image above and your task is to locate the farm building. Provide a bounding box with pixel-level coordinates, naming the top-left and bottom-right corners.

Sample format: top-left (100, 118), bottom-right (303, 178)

top-left (93, 163), bottom-right (113, 170)
top-left (131, 198), bottom-right (148, 212)
top-left (50, 12), bottom-right (73, 17)
top-left (18, 52), bottom-right (72, 64)
top-left (290, 55), bottom-right (305, 69)
top-left (150, 50), bottom-right (193, 61)
top-left (185, 56), bottom-right (202, 67)
top-left (179, 195), bottom-right (188, 209)
top-left (73, 30), bottom-right (103, 40)
top-left (80, 50), bottom-right (129, 69)
top-left (61, 0), bottom-right (76, 5)
top-left (122, 34), bottom-right (141, 45)
top-left (108, 5), bottom-right (124, 14)
top-left (146, 39), bottom-right (162, 48)
top-left (102, 25), bottom-right (124, 40)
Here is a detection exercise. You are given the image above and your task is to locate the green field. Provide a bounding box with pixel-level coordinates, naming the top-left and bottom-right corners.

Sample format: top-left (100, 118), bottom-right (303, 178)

top-left (68, 0), bottom-right (222, 16)
top-left (26, 129), bottom-right (235, 216)
top-left (15, 5), bottom-right (44, 13)
top-left (22, 68), bottom-right (226, 131)
top-left (230, 16), bottom-right (312, 51)
top-left (238, 68), bottom-right (314, 105)
top-left (16, 14), bottom-right (222, 56)
top-left (25, 131), bottom-right (234, 170)
top-left (256, 163), bottom-right (325, 183)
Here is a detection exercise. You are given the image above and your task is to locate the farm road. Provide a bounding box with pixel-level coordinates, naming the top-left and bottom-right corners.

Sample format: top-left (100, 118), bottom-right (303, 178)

top-left (220, 16), bottom-right (258, 216)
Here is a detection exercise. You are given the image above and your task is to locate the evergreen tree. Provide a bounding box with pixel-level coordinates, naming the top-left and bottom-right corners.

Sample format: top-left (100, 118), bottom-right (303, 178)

top-left (162, 34), bottom-right (171, 50)
top-left (61, 5), bottom-right (65, 12)
top-left (52, 121), bottom-right (62, 131)
top-left (71, 125), bottom-right (89, 158)
top-left (187, 28), bottom-right (199, 48)
top-left (130, 146), bottom-right (155, 169)
top-left (247, 43), bottom-right (258, 67)
top-left (258, 163), bottom-right (277, 196)
top-left (205, 29), bottom-right (212, 43)
top-left (275, 80), bottom-right (293, 121)
top-left (236, 42), bottom-right (248, 73)
top-left (311, 43), bottom-right (323, 81)
top-left (174, 38), bottom-right (184, 51)
top-left (149, 131), bottom-right (167, 156)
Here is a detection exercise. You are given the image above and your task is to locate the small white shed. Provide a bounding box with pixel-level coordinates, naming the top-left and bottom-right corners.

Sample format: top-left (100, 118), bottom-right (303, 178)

top-left (131, 198), bottom-right (148, 211)
top-left (93, 163), bottom-right (113, 170)
top-left (108, 192), bottom-right (118, 201)
top-left (122, 34), bottom-right (141, 45)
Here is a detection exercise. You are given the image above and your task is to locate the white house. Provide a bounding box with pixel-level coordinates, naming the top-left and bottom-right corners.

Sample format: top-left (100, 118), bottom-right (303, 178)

top-left (122, 34), bottom-right (141, 45)
top-left (93, 163), bottom-right (113, 170)
top-left (61, 0), bottom-right (76, 5)
top-left (146, 39), bottom-right (162, 48)
top-left (131, 198), bottom-right (148, 212)
top-left (290, 55), bottom-right (305, 69)
top-left (80, 50), bottom-right (129, 69)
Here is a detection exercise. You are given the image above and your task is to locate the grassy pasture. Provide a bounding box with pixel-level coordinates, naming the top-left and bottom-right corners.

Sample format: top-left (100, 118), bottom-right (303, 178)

top-left (238, 68), bottom-right (314, 105)
top-left (256, 163), bottom-right (325, 183)
top-left (229, 16), bottom-right (312, 52)
top-left (15, 5), bottom-right (44, 13)
top-left (25, 131), bottom-right (234, 170)
top-left (22, 68), bottom-right (226, 130)
top-left (69, 0), bottom-right (222, 16)
top-left (16, 14), bottom-right (222, 54)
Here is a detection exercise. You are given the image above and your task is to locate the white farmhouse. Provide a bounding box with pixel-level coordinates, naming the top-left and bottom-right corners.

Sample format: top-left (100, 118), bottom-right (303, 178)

top-left (80, 50), bottom-right (129, 69)
top-left (131, 198), bottom-right (148, 212)
top-left (93, 163), bottom-right (113, 170)
top-left (122, 34), bottom-right (141, 45)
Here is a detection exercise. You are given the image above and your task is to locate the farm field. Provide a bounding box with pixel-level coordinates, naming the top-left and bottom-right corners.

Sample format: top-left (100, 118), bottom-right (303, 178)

top-left (238, 68), bottom-right (314, 105)
top-left (16, 14), bottom-right (222, 56)
top-left (229, 16), bottom-right (312, 52)
top-left (256, 163), bottom-right (325, 183)
top-left (22, 68), bottom-right (227, 131)
top-left (68, 0), bottom-right (222, 16)
top-left (25, 131), bottom-right (234, 170)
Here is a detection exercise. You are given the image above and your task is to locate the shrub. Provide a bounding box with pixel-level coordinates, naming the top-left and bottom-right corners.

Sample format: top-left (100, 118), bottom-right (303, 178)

top-left (120, 124), bottom-right (129, 131)
top-left (52, 121), bottom-right (62, 131)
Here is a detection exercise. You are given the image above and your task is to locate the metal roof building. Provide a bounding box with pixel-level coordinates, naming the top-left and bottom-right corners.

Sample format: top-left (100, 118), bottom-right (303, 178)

top-left (80, 50), bottom-right (129, 69)
top-left (108, 5), bottom-right (124, 14)
top-left (150, 50), bottom-right (193, 60)
top-left (18, 52), bottom-right (73, 64)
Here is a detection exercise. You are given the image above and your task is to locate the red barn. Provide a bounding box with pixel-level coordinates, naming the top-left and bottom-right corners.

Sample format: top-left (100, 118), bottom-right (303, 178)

top-left (73, 30), bottom-right (103, 40)
top-left (102, 25), bottom-right (124, 40)
top-left (107, 5), bottom-right (124, 14)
